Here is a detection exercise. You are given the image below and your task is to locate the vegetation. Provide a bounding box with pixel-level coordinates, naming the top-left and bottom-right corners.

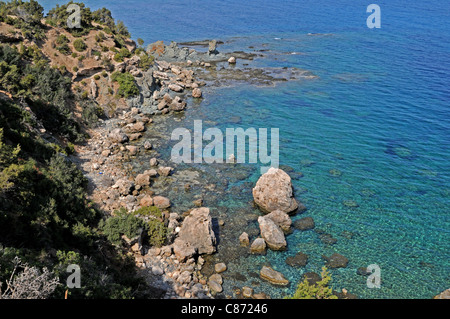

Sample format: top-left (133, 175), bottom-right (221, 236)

top-left (100, 206), bottom-right (167, 248)
top-left (72, 38), bottom-right (86, 52)
top-left (113, 47), bottom-right (131, 62)
top-left (111, 71), bottom-right (139, 98)
top-left (0, 2), bottom-right (153, 299)
top-left (0, 0), bottom-right (46, 40)
top-left (285, 267), bottom-right (338, 299)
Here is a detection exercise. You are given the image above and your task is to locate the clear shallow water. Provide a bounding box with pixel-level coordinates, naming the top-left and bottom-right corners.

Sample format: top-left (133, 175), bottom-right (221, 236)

top-left (42, 0), bottom-right (449, 298)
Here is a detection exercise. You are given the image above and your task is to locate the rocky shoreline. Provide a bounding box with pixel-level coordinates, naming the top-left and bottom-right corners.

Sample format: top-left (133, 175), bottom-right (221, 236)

top-left (71, 39), bottom-right (351, 299)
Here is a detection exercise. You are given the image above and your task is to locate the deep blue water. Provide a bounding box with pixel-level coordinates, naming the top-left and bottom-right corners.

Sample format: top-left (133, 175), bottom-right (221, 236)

top-left (41, 1), bottom-right (449, 298)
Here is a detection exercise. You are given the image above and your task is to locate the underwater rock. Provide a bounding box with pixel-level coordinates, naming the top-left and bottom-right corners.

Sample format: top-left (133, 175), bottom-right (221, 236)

top-left (285, 252), bottom-right (308, 267)
top-left (329, 169), bottom-right (342, 177)
top-left (250, 238), bottom-right (266, 254)
top-left (215, 263), bottom-right (227, 273)
top-left (252, 167), bottom-right (299, 214)
top-left (322, 253), bottom-right (349, 269)
top-left (293, 217), bottom-right (315, 231)
top-left (239, 232), bottom-right (250, 246)
top-left (342, 200), bottom-right (359, 208)
top-left (319, 233), bottom-right (337, 245)
top-left (259, 266), bottom-right (289, 286)
top-left (302, 272), bottom-right (321, 285)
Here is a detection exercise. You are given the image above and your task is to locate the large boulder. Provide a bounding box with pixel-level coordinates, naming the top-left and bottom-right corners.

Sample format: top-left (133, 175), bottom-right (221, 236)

top-left (265, 210), bottom-right (292, 232)
top-left (258, 216), bottom-right (286, 250)
top-left (153, 196), bottom-right (171, 209)
top-left (109, 128), bottom-right (129, 144)
top-left (173, 207), bottom-right (217, 261)
top-left (252, 168), bottom-right (299, 214)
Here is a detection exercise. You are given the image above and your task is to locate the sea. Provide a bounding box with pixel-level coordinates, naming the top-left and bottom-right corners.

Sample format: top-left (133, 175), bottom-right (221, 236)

top-left (42, 0), bottom-right (450, 299)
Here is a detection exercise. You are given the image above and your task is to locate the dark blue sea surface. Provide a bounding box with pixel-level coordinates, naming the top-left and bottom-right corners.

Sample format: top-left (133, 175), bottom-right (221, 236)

top-left (41, 0), bottom-right (450, 298)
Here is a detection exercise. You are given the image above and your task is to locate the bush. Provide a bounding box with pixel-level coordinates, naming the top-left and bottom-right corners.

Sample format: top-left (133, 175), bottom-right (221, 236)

top-left (110, 71), bottom-right (139, 98)
top-left (94, 74), bottom-right (100, 80)
top-left (72, 66), bottom-right (78, 72)
top-left (285, 267), bottom-right (338, 299)
top-left (99, 208), bottom-right (145, 246)
top-left (73, 39), bottom-right (87, 52)
top-left (113, 47), bottom-right (131, 62)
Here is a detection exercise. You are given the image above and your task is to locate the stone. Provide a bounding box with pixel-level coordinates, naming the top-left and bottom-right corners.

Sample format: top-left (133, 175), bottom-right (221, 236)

top-left (209, 273), bottom-right (223, 285)
top-left (242, 286), bottom-right (253, 298)
top-left (208, 274), bottom-right (223, 293)
top-left (169, 96), bottom-right (186, 111)
top-left (90, 79), bottom-right (97, 98)
top-left (302, 272), bottom-right (321, 285)
top-left (129, 133), bottom-right (142, 141)
top-left (143, 140), bottom-right (153, 150)
top-left (150, 157), bottom-right (158, 167)
top-left (252, 168), bottom-right (299, 214)
top-left (228, 56), bottom-right (236, 64)
top-left (152, 266), bottom-right (164, 276)
top-left (293, 217), bottom-right (315, 230)
top-left (113, 179), bottom-right (134, 196)
top-left (323, 253), bottom-right (349, 269)
top-left (193, 198), bottom-right (203, 207)
top-left (153, 196), bottom-right (171, 209)
top-left (158, 166), bottom-right (173, 177)
top-left (173, 207), bottom-right (217, 261)
top-left (168, 83), bottom-right (184, 92)
top-left (239, 232), bottom-right (250, 246)
top-left (250, 238), bottom-right (266, 254)
top-left (109, 128), bottom-right (128, 144)
top-left (259, 266), bottom-right (289, 286)
top-left (215, 263), bottom-right (227, 273)
top-left (285, 252), bottom-right (308, 267)
top-left (258, 216), bottom-right (287, 250)
top-left (434, 289), bottom-right (450, 299)
top-left (140, 195), bottom-right (153, 207)
top-left (265, 209), bottom-right (292, 232)
top-left (126, 145), bottom-right (139, 156)
top-left (253, 292), bottom-right (270, 299)
top-left (134, 174), bottom-right (150, 186)
top-left (208, 40), bottom-right (218, 55)
top-left (192, 88), bottom-right (202, 98)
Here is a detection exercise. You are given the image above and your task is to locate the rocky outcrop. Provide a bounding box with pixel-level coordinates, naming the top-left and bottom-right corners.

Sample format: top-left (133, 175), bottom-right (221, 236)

top-left (259, 266), bottom-right (289, 286)
top-left (434, 289), bottom-right (450, 299)
top-left (258, 216), bottom-right (287, 250)
top-left (252, 167), bottom-right (299, 214)
top-left (265, 210), bottom-right (292, 232)
top-left (173, 207), bottom-right (217, 261)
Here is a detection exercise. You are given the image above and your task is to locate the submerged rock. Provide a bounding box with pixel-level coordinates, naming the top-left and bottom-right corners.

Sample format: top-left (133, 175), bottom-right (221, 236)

top-left (153, 196), bottom-right (171, 209)
top-left (250, 238), bottom-right (266, 254)
top-left (322, 253), bottom-right (349, 269)
top-left (285, 252), bottom-right (308, 267)
top-left (293, 217), bottom-right (315, 231)
top-left (252, 167), bottom-right (299, 214)
top-left (239, 232), bottom-right (250, 246)
top-left (259, 266), bottom-right (289, 286)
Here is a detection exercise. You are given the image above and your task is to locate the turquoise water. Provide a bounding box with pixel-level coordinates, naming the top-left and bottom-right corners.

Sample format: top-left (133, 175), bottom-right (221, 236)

top-left (42, 1), bottom-right (450, 298)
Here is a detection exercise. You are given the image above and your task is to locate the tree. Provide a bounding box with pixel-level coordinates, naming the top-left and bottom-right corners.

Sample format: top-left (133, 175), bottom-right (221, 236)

top-left (285, 267), bottom-right (338, 299)
top-left (0, 257), bottom-right (59, 299)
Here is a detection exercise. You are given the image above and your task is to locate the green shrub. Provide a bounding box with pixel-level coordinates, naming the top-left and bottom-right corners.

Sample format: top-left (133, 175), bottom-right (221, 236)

top-left (113, 47), bottom-right (131, 62)
top-left (139, 53), bottom-right (154, 70)
top-left (285, 267), bottom-right (338, 299)
top-left (94, 74), bottom-right (100, 80)
top-left (73, 39), bottom-right (87, 52)
top-left (101, 70), bottom-right (108, 78)
top-left (71, 52), bottom-right (78, 58)
top-left (110, 71), bottom-right (139, 98)
top-left (99, 208), bottom-right (145, 246)
top-left (72, 66), bottom-right (78, 72)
